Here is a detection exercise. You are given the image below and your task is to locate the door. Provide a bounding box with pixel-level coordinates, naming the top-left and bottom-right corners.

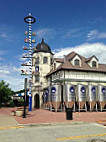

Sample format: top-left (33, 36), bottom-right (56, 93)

top-left (34, 94), bottom-right (40, 108)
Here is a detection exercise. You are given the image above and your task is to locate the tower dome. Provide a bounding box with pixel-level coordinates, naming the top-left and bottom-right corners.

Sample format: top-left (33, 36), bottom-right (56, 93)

top-left (33, 38), bottom-right (53, 54)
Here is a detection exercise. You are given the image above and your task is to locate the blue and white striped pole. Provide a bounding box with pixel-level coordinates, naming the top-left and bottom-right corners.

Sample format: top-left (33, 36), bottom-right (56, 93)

top-left (24, 13), bottom-right (36, 111)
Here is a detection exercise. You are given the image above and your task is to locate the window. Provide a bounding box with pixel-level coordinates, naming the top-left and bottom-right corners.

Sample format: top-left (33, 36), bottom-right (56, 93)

top-left (35, 75), bottom-right (39, 82)
top-left (92, 61), bottom-right (96, 67)
top-left (54, 63), bottom-right (56, 69)
top-left (43, 57), bottom-right (48, 64)
top-left (51, 58), bottom-right (53, 65)
top-left (35, 57), bottom-right (39, 64)
top-left (35, 66), bottom-right (39, 72)
top-left (74, 59), bottom-right (80, 66)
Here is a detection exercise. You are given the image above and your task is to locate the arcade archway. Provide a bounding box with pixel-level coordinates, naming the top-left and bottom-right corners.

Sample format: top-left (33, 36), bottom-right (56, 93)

top-left (34, 94), bottom-right (40, 108)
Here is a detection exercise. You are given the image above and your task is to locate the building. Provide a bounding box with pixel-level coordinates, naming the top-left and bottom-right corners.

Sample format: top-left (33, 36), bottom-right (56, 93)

top-left (32, 39), bottom-right (106, 111)
top-left (32, 38), bottom-right (53, 108)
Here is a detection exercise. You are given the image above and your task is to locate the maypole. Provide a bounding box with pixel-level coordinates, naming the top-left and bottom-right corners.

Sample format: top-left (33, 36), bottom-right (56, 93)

top-left (21, 13), bottom-right (36, 111)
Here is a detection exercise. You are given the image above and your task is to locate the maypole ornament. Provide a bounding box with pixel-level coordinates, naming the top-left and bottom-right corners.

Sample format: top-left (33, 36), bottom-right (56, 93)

top-left (22, 13), bottom-right (36, 111)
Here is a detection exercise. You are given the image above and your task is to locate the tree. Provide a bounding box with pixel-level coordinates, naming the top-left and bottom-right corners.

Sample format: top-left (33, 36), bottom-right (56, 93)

top-left (0, 80), bottom-right (13, 107)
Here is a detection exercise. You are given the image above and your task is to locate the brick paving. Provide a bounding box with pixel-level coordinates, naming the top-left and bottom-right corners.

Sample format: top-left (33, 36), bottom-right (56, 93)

top-left (15, 109), bottom-right (106, 125)
top-left (0, 107), bottom-right (106, 126)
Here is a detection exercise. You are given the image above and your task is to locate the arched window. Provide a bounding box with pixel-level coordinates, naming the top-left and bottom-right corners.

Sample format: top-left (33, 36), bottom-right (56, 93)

top-left (35, 57), bottom-right (39, 64)
top-left (54, 63), bottom-right (56, 69)
top-left (35, 66), bottom-right (39, 72)
top-left (43, 57), bottom-right (48, 64)
top-left (35, 75), bottom-right (39, 82)
top-left (92, 61), bottom-right (96, 67)
top-left (51, 58), bottom-right (53, 65)
top-left (74, 59), bottom-right (80, 66)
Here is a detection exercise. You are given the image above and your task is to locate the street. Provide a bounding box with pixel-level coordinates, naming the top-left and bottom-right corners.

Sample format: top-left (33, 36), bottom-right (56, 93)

top-left (0, 123), bottom-right (106, 142)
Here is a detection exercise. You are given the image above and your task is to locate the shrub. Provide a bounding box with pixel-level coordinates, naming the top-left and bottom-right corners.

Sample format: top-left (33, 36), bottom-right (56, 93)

top-left (18, 98), bottom-right (24, 106)
top-left (5, 100), bottom-right (15, 107)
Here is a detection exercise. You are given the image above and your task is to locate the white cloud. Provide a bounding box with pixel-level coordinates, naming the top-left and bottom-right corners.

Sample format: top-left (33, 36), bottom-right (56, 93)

top-left (54, 42), bottom-right (106, 64)
top-left (0, 70), bottom-right (10, 74)
top-left (0, 32), bottom-right (12, 41)
top-left (0, 75), bottom-right (24, 91)
top-left (87, 30), bottom-right (106, 41)
top-left (0, 64), bottom-right (25, 91)
top-left (63, 28), bottom-right (84, 39)
top-left (0, 33), bottom-right (7, 38)
top-left (0, 50), bottom-right (7, 60)
top-left (0, 65), bottom-right (21, 74)
top-left (15, 54), bottom-right (27, 61)
top-left (98, 33), bottom-right (106, 38)
top-left (35, 28), bottom-right (55, 41)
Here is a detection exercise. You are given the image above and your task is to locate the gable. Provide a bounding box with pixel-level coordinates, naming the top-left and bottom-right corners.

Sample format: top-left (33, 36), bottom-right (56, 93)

top-left (70, 54), bottom-right (82, 67)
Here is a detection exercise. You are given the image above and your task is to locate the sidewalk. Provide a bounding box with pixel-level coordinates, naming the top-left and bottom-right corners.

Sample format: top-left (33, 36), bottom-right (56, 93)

top-left (0, 107), bottom-right (106, 126)
top-left (0, 108), bottom-right (18, 127)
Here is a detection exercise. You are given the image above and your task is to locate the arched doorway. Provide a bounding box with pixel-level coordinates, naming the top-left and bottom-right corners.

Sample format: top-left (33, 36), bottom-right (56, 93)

top-left (34, 94), bottom-right (40, 108)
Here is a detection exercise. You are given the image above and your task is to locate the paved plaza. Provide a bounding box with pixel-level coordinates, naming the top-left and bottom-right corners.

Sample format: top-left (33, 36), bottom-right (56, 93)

top-left (0, 107), bottom-right (106, 126)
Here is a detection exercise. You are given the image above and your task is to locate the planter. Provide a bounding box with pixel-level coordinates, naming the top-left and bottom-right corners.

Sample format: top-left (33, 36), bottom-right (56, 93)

top-left (16, 109), bottom-right (23, 117)
top-left (16, 107), bottom-right (29, 117)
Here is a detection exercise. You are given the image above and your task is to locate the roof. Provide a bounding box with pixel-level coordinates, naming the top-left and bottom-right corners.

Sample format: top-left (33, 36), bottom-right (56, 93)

top-left (54, 58), bottom-right (64, 63)
top-left (66, 51), bottom-right (82, 60)
top-left (85, 55), bottom-right (99, 62)
top-left (33, 38), bottom-right (53, 55)
top-left (46, 51), bottom-right (106, 76)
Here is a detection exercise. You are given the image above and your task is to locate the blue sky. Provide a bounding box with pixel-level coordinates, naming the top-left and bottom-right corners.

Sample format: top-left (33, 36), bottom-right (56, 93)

top-left (0, 0), bottom-right (106, 91)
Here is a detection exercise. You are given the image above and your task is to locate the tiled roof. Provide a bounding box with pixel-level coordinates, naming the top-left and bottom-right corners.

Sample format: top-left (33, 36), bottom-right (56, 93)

top-left (46, 51), bottom-right (106, 76)
top-left (54, 58), bottom-right (64, 63)
top-left (85, 55), bottom-right (99, 62)
top-left (66, 51), bottom-right (82, 60)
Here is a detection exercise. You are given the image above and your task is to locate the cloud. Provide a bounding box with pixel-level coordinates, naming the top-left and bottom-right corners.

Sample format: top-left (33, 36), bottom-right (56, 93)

top-left (54, 42), bottom-right (106, 64)
top-left (15, 54), bottom-right (27, 61)
top-left (0, 74), bottom-right (24, 91)
top-left (0, 33), bottom-right (7, 38)
top-left (0, 32), bottom-right (12, 41)
top-left (87, 30), bottom-right (106, 41)
top-left (35, 28), bottom-right (56, 41)
top-left (0, 64), bottom-right (25, 91)
top-left (0, 50), bottom-right (7, 60)
top-left (0, 70), bottom-right (10, 74)
top-left (63, 28), bottom-right (84, 39)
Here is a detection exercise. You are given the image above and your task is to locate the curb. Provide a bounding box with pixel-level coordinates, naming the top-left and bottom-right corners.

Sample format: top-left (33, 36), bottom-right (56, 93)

top-left (17, 121), bottom-right (90, 127)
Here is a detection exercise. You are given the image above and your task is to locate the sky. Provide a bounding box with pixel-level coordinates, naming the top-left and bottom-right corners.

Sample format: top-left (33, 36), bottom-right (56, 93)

top-left (0, 0), bottom-right (106, 91)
